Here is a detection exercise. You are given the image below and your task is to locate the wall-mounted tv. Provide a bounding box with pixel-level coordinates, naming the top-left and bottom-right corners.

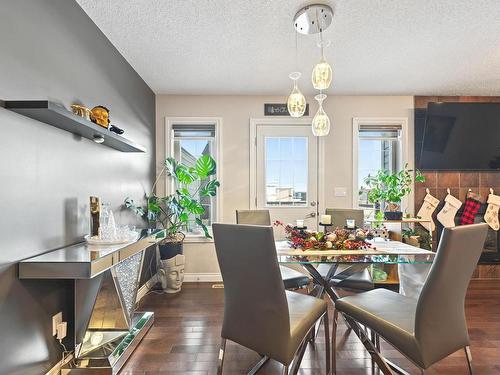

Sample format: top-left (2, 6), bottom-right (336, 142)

top-left (417, 102), bottom-right (500, 170)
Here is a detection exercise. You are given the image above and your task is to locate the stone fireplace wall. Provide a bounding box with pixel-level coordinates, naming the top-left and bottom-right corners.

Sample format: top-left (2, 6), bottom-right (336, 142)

top-left (414, 96), bottom-right (500, 279)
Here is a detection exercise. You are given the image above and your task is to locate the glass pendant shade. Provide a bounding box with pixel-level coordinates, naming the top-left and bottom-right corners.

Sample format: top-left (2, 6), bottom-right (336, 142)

top-left (312, 94), bottom-right (330, 136)
top-left (312, 59), bottom-right (333, 90)
top-left (312, 40), bottom-right (333, 90)
top-left (287, 72), bottom-right (306, 118)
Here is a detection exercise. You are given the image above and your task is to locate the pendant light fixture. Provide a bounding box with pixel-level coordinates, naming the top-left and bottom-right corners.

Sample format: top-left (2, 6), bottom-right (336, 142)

top-left (291, 3), bottom-right (334, 136)
top-left (287, 30), bottom-right (306, 118)
top-left (312, 93), bottom-right (330, 136)
top-left (287, 72), bottom-right (306, 117)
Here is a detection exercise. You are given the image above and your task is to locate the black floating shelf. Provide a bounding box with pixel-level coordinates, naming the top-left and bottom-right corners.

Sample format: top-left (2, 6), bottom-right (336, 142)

top-left (4, 100), bottom-right (146, 152)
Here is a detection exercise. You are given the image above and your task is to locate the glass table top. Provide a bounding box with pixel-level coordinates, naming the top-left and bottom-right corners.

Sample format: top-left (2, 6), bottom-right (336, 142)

top-left (276, 239), bottom-right (435, 264)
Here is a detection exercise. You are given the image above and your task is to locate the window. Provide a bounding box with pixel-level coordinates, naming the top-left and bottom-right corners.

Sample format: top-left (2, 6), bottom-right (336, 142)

top-left (264, 136), bottom-right (308, 207)
top-left (168, 120), bottom-right (221, 238)
top-left (354, 122), bottom-right (403, 208)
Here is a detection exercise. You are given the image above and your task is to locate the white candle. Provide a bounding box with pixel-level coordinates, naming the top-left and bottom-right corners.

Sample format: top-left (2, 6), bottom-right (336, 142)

top-left (321, 215), bottom-right (331, 225)
top-left (346, 219), bottom-right (356, 229)
top-left (296, 219), bottom-right (305, 228)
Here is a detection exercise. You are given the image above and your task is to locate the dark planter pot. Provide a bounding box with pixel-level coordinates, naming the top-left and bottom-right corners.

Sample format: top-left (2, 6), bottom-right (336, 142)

top-left (159, 241), bottom-right (183, 260)
top-left (384, 211), bottom-right (403, 221)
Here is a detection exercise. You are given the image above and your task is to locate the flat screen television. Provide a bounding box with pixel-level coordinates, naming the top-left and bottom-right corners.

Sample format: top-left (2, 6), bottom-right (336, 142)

top-left (417, 102), bottom-right (500, 170)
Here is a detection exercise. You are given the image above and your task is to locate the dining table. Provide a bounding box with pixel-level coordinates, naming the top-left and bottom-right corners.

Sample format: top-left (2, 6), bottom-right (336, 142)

top-left (276, 238), bottom-right (436, 375)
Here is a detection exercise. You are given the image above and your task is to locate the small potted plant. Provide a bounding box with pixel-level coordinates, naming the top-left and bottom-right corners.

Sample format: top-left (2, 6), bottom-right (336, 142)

top-left (125, 155), bottom-right (220, 260)
top-left (360, 164), bottom-right (425, 221)
top-left (402, 228), bottom-right (420, 247)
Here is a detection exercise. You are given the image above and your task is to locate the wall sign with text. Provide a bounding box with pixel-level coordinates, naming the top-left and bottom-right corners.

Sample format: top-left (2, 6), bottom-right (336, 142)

top-left (264, 103), bottom-right (309, 116)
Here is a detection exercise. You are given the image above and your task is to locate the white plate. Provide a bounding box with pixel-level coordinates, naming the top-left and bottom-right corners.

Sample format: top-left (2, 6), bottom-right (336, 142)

top-left (84, 233), bottom-right (139, 246)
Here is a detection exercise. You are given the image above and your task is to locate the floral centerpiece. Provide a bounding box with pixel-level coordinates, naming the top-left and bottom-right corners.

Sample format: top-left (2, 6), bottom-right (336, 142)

top-left (274, 221), bottom-right (374, 251)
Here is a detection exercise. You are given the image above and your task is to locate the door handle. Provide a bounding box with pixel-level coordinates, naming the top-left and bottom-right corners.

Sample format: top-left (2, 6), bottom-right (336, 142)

top-left (310, 201), bottom-right (317, 207)
top-left (310, 212), bottom-right (316, 217)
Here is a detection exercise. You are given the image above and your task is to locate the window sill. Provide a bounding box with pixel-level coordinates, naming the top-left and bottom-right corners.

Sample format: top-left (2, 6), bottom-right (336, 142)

top-left (183, 236), bottom-right (214, 244)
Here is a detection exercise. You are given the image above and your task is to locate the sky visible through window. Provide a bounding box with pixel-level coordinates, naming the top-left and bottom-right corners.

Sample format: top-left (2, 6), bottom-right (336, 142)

top-left (358, 139), bottom-right (383, 189)
top-left (265, 136), bottom-right (308, 206)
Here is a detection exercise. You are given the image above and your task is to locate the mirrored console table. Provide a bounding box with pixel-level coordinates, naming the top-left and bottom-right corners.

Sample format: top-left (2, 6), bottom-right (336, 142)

top-left (19, 229), bottom-right (166, 374)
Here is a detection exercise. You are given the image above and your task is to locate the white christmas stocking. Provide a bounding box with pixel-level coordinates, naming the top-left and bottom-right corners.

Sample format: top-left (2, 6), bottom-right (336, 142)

top-left (437, 193), bottom-right (462, 228)
top-left (485, 193), bottom-right (500, 231)
top-left (416, 191), bottom-right (440, 232)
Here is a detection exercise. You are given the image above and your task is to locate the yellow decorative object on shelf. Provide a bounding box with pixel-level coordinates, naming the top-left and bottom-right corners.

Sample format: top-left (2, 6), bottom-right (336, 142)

top-left (90, 105), bottom-right (110, 129)
top-left (70, 104), bottom-right (92, 121)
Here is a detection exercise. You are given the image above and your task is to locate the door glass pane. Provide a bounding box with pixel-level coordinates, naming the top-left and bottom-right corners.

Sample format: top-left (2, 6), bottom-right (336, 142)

top-left (265, 137), bottom-right (308, 207)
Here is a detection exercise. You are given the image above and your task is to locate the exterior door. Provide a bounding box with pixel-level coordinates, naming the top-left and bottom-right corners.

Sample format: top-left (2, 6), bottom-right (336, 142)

top-left (254, 124), bottom-right (318, 232)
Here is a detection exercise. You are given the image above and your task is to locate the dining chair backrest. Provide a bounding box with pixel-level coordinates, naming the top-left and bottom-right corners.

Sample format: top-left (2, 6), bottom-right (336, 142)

top-left (326, 208), bottom-right (364, 228)
top-left (212, 223), bottom-right (290, 354)
top-left (236, 209), bottom-right (271, 226)
top-left (415, 223), bottom-right (488, 366)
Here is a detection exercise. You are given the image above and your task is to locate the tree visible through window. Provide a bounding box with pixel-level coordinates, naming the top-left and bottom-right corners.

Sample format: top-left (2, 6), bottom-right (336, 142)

top-left (357, 126), bottom-right (401, 208)
top-left (172, 124), bottom-right (217, 236)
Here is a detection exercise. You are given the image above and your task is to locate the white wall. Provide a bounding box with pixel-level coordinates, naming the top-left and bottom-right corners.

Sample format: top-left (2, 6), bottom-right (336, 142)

top-left (156, 95), bottom-right (414, 278)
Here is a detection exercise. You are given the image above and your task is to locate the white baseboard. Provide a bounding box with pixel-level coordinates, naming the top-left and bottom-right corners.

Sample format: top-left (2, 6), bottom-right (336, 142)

top-left (184, 273), bottom-right (222, 282)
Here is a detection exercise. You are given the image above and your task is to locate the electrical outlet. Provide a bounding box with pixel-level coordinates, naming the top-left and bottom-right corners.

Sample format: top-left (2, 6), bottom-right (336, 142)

top-left (52, 312), bottom-right (63, 336)
top-left (56, 322), bottom-right (67, 340)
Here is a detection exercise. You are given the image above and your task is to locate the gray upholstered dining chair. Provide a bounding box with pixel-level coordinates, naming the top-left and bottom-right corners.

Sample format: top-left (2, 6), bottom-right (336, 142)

top-left (326, 208), bottom-right (365, 229)
top-left (317, 208), bottom-right (373, 291)
top-left (236, 209), bottom-right (310, 290)
top-left (213, 224), bottom-right (330, 375)
top-left (333, 223), bottom-right (489, 374)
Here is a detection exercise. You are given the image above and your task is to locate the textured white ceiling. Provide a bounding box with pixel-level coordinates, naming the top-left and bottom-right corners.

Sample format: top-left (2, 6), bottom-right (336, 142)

top-left (76, 0), bottom-right (500, 95)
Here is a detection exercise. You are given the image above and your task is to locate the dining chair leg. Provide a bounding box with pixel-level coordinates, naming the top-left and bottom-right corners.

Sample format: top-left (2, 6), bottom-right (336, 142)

top-left (247, 355), bottom-right (269, 375)
top-left (324, 311), bottom-right (331, 375)
top-left (465, 346), bottom-right (474, 375)
top-left (342, 313), bottom-right (393, 375)
top-left (290, 340), bottom-right (308, 375)
top-left (217, 338), bottom-right (226, 375)
top-left (282, 365), bottom-right (289, 375)
top-left (332, 309), bottom-right (339, 375)
top-left (370, 329), bottom-right (376, 369)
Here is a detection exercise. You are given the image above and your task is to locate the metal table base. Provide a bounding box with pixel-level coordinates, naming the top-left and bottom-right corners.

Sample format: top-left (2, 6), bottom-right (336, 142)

top-left (301, 262), bottom-right (404, 375)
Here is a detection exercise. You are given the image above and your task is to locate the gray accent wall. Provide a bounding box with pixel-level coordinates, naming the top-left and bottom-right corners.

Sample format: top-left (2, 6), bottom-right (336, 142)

top-left (0, 1), bottom-right (155, 373)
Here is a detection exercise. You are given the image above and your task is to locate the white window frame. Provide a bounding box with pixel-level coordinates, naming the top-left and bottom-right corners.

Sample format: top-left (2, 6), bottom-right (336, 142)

top-left (352, 117), bottom-right (409, 210)
top-left (249, 117), bottom-right (325, 214)
top-left (165, 117), bottom-right (223, 242)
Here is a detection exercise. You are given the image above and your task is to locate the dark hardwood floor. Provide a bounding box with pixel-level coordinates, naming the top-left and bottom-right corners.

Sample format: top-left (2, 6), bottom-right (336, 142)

top-left (122, 280), bottom-right (500, 375)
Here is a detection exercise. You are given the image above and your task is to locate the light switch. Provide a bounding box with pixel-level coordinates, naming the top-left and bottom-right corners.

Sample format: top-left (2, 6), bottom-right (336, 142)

top-left (334, 187), bottom-right (347, 197)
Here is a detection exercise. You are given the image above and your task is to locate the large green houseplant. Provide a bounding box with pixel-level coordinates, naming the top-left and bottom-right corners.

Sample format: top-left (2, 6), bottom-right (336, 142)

top-left (125, 154), bottom-right (219, 259)
top-left (360, 163), bottom-right (424, 220)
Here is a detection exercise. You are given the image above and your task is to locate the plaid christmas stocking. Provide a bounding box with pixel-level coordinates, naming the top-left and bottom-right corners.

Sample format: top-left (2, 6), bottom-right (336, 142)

top-left (459, 197), bottom-right (481, 225)
top-left (416, 192), bottom-right (440, 232)
top-left (485, 193), bottom-right (500, 231)
top-left (437, 193), bottom-right (462, 228)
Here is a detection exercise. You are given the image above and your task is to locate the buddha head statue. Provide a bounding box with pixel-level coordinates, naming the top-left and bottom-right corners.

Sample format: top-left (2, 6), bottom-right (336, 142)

top-left (90, 105), bottom-right (110, 128)
top-left (159, 254), bottom-right (185, 293)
